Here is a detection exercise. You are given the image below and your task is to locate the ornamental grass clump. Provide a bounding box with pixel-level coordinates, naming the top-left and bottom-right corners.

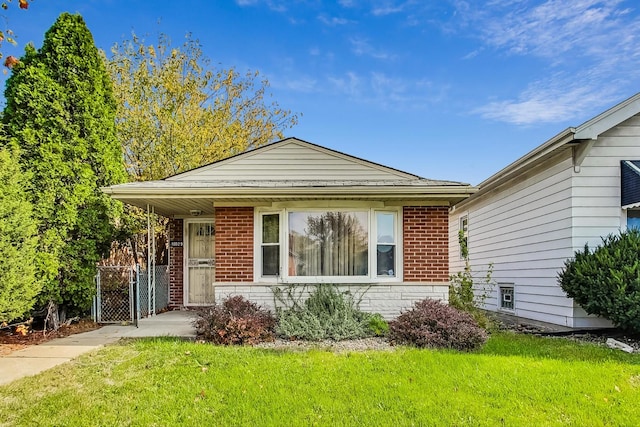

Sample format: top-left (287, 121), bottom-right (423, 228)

top-left (195, 295), bottom-right (276, 345)
top-left (389, 299), bottom-right (488, 351)
top-left (274, 284), bottom-right (385, 340)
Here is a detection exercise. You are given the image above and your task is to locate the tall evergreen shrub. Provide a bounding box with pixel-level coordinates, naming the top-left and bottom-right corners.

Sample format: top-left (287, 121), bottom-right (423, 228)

top-left (558, 229), bottom-right (640, 332)
top-left (2, 13), bottom-right (126, 320)
top-left (0, 146), bottom-right (39, 323)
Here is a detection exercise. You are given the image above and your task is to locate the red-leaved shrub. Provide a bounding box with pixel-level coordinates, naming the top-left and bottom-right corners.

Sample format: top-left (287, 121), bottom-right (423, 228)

top-left (389, 299), bottom-right (487, 351)
top-left (195, 295), bottom-right (276, 345)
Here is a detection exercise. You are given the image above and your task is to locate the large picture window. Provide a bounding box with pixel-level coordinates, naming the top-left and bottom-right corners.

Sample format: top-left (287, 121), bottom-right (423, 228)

top-left (257, 208), bottom-right (400, 281)
top-left (289, 211), bottom-right (368, 276)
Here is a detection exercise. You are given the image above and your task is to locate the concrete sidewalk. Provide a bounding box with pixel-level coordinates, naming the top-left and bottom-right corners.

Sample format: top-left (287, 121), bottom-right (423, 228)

top-left (0, 310), bottom-right (197, 386)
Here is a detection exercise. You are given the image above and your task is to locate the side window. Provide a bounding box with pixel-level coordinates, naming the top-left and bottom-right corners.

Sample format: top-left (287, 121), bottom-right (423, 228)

top-left (376, 212), bottom-right (396, 277)
top-left (627, 210), bottom-right (640, 230)
top-left (499, 285), bottom-right (514, 311)
top-left (261, 213), bottom-right (280, 276)
top-left (459, 215), bottom-right (468, 259)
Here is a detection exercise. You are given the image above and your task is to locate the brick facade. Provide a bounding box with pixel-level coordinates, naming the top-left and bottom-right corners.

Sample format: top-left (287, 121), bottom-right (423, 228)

top-left (168, 206), bottom-right (447, 309)
top-left (215, 207), bottom-right (254, 282)
top-left (403, 206), bottom-right (449, 282)
top-left (168, 218), bottom-right (184, 308)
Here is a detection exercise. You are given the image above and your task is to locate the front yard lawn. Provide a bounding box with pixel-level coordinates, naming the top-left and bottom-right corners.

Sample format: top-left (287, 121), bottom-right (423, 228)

top-left (1, 332), bottom-right (639, 426)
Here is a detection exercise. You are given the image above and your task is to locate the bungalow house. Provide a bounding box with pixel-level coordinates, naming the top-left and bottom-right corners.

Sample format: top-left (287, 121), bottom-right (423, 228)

top-left (449, 92), bottom-right (640, 329)
top-left (103, 138), bottom-right (476, 318)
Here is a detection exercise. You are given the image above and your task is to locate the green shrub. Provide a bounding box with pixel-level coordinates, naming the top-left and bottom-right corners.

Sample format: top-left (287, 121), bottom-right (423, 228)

top-left (389, 299), bottom-right (488, 351)
top-left (449, 230), bottom-right (494, 329)
top-left (558, 229), bottom-right (640, 333)
top-left (367, 313), bottom-right (390, 337)
top-left (0, 146), bottom-right (40, 323)
top-left (195, 295), bottom-right (276, 345)
top-left (273, 284), bottom-right (381, 341)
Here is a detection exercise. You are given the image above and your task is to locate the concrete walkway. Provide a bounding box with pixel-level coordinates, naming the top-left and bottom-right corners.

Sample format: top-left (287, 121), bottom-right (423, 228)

top-left (0, 310), bottom-right (197, 386)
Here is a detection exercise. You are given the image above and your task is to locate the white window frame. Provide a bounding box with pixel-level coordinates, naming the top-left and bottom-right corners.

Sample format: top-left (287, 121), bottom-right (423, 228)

top-left (257, 211), bottom-right (282, 277)
top-left (254, 206), bottom-right (402, 283)
top-left (374, 210), bottom-right (399, 279)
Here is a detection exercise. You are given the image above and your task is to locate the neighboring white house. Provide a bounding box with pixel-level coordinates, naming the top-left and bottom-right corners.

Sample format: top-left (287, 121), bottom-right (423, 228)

top-left (449, 92), bottom-right (640, 328)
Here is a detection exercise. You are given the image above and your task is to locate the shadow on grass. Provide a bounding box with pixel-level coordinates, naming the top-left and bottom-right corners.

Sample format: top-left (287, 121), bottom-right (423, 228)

top-left (122, 332), bottom-right (640, 365)
top-left (479, 331), bottom-right (640, 364)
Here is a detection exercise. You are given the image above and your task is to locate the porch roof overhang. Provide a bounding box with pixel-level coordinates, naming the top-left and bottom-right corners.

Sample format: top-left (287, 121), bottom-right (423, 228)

top-left (103, 179), bottom-right (478, 217)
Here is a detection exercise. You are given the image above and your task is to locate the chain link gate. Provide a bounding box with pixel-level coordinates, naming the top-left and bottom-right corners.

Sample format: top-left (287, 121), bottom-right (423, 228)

top-left (93, 265), bottom-right (169, 324)
top-left (93, 266), bottom-right (135, 323)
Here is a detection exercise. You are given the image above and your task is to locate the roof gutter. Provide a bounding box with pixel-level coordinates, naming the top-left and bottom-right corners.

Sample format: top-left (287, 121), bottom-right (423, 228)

top-left (102, 185), bottom-right (478, 199)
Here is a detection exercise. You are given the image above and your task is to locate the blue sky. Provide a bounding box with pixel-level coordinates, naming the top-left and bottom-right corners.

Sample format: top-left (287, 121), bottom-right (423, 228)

top-left (2, 0), bottom-right (640, 185)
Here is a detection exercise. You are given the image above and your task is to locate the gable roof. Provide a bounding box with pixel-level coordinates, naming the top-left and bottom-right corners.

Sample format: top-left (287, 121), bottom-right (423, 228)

top-left (103, 137), bottom-right (476, 217)
top-left (454, 92), bottom-right (640, 210)
top-left (165, 137), bottom-right (421, 181)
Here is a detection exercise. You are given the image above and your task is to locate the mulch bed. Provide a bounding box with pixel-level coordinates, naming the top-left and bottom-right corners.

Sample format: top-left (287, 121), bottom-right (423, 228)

top-left (0, 319), bottom-right (102, 356)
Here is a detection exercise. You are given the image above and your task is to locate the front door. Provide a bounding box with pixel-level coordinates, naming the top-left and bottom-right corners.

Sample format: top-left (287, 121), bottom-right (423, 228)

top-left (185, 220), bottom-right (215, 304)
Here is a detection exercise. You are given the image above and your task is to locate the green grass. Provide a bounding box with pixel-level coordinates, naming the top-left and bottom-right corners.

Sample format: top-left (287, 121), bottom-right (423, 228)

top-left (1, 332), bottom-right (639, 426)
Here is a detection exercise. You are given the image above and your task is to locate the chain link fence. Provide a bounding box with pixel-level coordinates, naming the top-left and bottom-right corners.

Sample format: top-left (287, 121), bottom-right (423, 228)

top-left (93, 266), bottom-right (134, 323)
top-left (93, 265), bottom-right (169, 323)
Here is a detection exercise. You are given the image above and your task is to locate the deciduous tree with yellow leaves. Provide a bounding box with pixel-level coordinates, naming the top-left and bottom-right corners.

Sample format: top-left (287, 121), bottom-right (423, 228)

top-left (107, 32), bottom-right (298, 182)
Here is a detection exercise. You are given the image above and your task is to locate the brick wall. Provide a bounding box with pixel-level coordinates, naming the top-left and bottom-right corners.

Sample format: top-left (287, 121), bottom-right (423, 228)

top-left (403, 206), bottom-right (449, 282)
top-left (215, 207), bottom-right (254, 282)
top-left (168, 218), bottom-right (184, 308)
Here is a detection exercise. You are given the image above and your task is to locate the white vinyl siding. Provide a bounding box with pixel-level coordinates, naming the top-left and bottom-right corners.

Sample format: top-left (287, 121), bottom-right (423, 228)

top-left (450, 150), bottom-right (577, 326)
top-left (169, 140), bottom-right (413, 181)
top-left (571, 114), bottom-right (640, 247)
top-left (450, 113), bottom-right (640, 328)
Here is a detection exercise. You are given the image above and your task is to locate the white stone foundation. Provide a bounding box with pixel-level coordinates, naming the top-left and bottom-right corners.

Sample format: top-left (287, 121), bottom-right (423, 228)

top-left (212, 282), bottom-right (449, 319)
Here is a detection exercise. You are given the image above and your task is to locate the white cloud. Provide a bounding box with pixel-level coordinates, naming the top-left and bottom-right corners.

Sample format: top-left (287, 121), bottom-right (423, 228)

top-left (328, 71), bottom-right (443, 109)
top-left (328, 72), bottom-right (363, 98)
top-left (234, 0), bottom-right (288, 12)
top-left (318, 15), bottom-right (352, 26)
top-left (284, 77), bottom-right (319, 93)
top-left (371, 1), bottom-right (410, 16)
top-left (372, 6), bottom-right (404, 16)
top-left (455, 0), bottom-right (640, 124)
top-left (473, 72), bottom-right (623, 124)
top-left (349, 37), bottom-right (395, 60)
top-left (339, 0), bottom-right (357, 7)
top-left (475, 0), bottom-right (639, 59)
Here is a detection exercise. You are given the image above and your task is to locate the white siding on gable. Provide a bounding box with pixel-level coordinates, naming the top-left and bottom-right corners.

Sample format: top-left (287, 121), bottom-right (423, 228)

top-left (169, 140), bottom-right (413, 181)
top-left (571, 114), bottom-right (640, 249)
